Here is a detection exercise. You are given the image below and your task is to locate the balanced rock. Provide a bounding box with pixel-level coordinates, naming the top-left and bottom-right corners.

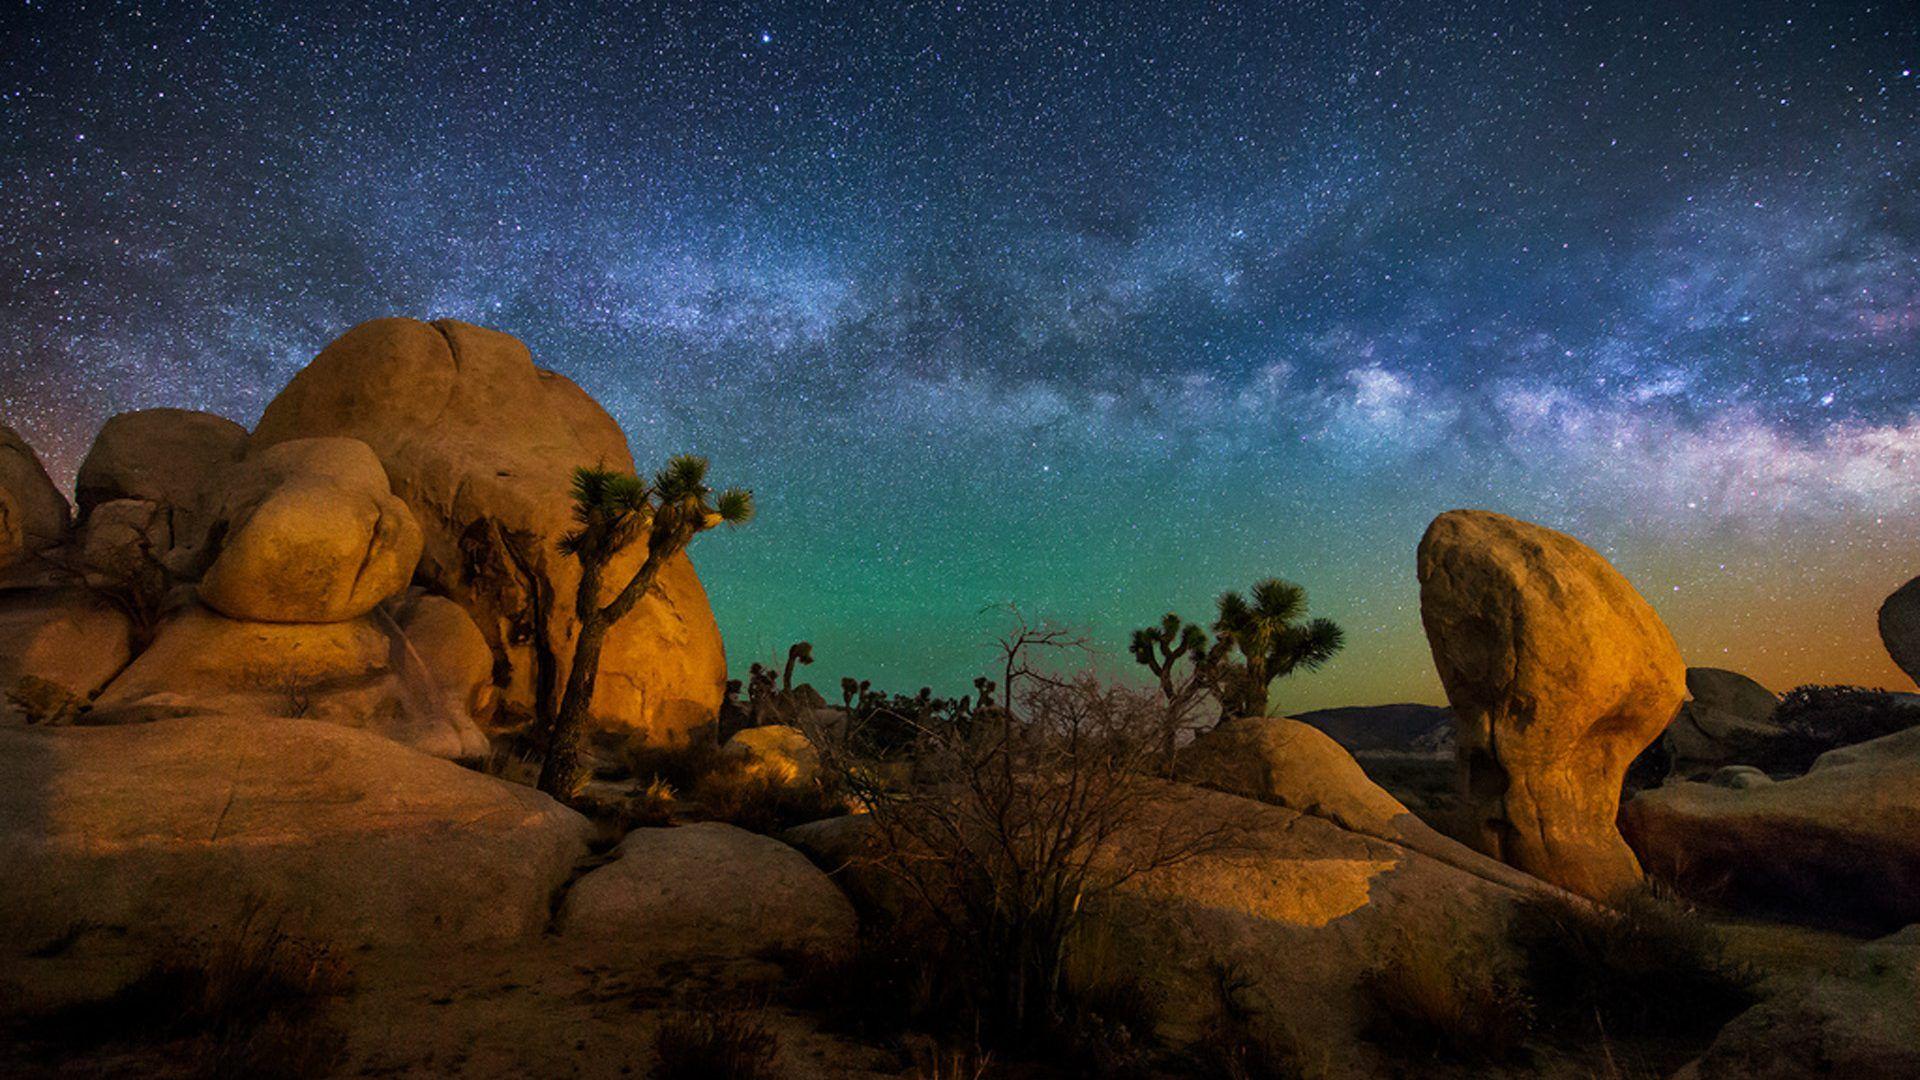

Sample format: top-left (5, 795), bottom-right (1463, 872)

top-left (73, 408), bottom-right (247, 533)
top-left (1417, 509), bottom-right (1686, 901)
top-left (558, 821), bottom-right (855, 963)
top-left (0, 423), bottom-right (70, 570)
top-left (250, 318), bottom-right (726, 742)
top-left (1622, 723), bottom-right (1920, 931)
top-left (1664, 667), bottom-right (1785, 780)
top-left (1880, 576), bottom-right (1920, 689)
top-left (198, 437), bottom-right (423, 623)
top-left (0, 715), bottom-right (591, 952)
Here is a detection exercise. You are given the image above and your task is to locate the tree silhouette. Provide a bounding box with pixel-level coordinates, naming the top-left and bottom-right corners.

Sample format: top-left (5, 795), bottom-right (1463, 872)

top-left (782, 640), bottom-right (814, 691)
top-left (1210, 578), bottom-right (1344, 718)
top-left (1128, 611), bottom-right (1230, 761)
top-left (537, 457), bottom-right (753, 796)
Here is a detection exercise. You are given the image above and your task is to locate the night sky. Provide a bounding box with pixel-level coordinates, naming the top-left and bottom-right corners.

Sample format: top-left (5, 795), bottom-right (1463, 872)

top-left (4, 2), bottom-right (1917, 708)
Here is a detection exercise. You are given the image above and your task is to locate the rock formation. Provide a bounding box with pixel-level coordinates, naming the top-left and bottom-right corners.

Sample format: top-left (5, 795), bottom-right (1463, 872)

top-left (250, 317), bottom-right (726, 743)
top-left (0, 423), bottom-right (70, 571)
top-left (722, 723), bottom-right (822, 785)
top-left (1622, 722), bottom-right (1920, 931)
top-left (1880, 575), bottom-right (1920, 688)
top-left (559, 821), bottom-right (856, 962)
top-left (0, 715), bottom-right (592, 951)
top-left (73, 407), bottom-right (248, 532)
top-left (1662, 667), bottom-right (1785, 780)
top-left (1416, 509), bottom-right (1686, 901)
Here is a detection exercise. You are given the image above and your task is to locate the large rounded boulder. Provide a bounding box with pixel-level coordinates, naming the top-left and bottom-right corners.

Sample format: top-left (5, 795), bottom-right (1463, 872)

top-left (249, 318), bottom-right (726, 742)
top-left (73, 408), bottom-right (248, 532)
top-left (0, 423), bottom-right (70, 571)
top-left (1880, 575), bottom-right (1920, 689)
top-left (1416, 509), bottom-right (1685, 901)
top-left (197, 437), bottom-right (423, 623)
top-left (0, 715), bottom-right (592, 952)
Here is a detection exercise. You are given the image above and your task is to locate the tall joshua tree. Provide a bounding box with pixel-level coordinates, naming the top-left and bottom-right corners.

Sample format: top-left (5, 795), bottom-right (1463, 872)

top-left (1211, 578), bottom-right (1344, 719)
top-left (782, 641), bottom-right (814, 691)
top-left (1129, 613), bottom-right (1225, 719)
top-left (537, 456), bottom-right (753, 796)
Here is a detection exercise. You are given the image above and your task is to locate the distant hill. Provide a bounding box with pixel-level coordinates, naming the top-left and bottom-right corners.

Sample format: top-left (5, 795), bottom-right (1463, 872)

top-left (1290, 703), bottom-right (1454, 754)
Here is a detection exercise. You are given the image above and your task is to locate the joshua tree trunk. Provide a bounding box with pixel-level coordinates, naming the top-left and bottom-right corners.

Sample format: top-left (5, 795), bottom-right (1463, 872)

top-left (538, 612), bottom-right (609, 795)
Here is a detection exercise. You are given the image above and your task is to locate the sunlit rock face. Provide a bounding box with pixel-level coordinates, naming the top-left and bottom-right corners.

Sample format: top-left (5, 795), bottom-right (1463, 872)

top-left (0, 716), bottom-right (591, 954)
top-left (250, 317), bottom-right (727, 744)
top-left (1623, 724), bottom-right (1920, 932)
top-left (1416, 509), bottom-right (1686, 902)
top-left (1880, 576), bottom-right (1920, 689)
top-left (0, 423), bottom-right (70, 572)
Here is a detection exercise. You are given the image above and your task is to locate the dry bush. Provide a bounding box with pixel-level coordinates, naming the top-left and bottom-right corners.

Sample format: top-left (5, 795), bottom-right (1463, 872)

top-left (35, 903), bottom-right (350, 1078)
top-left (1189, 959), bottom-right (1303, 1080)
top-left (653, 1005), bottom-right (780, 1080)
top-left (691, 765), bottom-right (847, 833)
top-left (624, 732), bottom-right (726, 791)
top-left (1510, 888), bottom-right (1756, 1039)
top-left (1359, 926), bottom-right (1532, 1064)
top-left (813, 614), bottom-right (1248, 1051)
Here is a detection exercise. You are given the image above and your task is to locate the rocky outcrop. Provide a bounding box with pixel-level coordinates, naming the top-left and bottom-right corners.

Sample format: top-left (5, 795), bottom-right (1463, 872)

top-left (1664, 668), bottom-right (1785, 780)
top-left (250, 318), bottom-right (726, 742)
top-left (73, 408), bottom-right (247, 531)
top-left (0, 716), bottom-right (592, 951)
top-left (1291, 703), bottom-right (1454, 754)
top-left (0, 423), bottom-right (70, 571)
top-left (197, 437), bottom-right (423, 623)
top-left (1880, 576), bottom-right (1920, 689)
top-left (1417, 509), bottom-right (1686, 902)
top-left (1684, 926), bottom-right (1920, 1079)
top-left (92, 604), bottom-right (488, 761)
top-left (789, 782), bottom-right (1529, 1078)
top-left (722, 724), bottom-right (821, 785)
top-left (1622, 724), bottom-right (1920, 931)
top-left (1177, 716), bottom-right (1547, 894)
top-left (0, 588), bottom-right (132, 714)
top-left (558, 821), bottom-right (855, 962)
top-left (390, 590), bottom-right (497, 720)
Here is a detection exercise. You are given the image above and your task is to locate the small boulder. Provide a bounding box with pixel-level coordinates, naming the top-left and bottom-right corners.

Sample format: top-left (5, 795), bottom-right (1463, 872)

top-left (558, 821), bottom-right (856, 963)
top-left (0, 423), bottom-right (70, 570)
top-left (389, 590), bottom-right (496, 720)
top-left (1880, 576), bottom-right (1920, 689)
top-left (1709, 765), bottom-right (1773, 790)
top-left (1417, 509), bottom-right (1685, 901)
top-left (73, 408), bottom-right (247, 532)
top-left (197, 437), bottom-right (423, 623)
top-left (1664, 668), bottom-right (1786, 781)
top-left (0, 588), bottom-right (132, 708)
top-left (0, 715), bottom-right (591, 952)
top-left (722, 724), bottom-right (820, 785)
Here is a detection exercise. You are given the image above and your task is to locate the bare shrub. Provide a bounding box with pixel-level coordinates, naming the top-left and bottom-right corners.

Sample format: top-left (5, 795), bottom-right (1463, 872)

top-left (1191, 960), bottom-right (1304, 1079)
top-left (1359, 925), bottom-right (1532, 1064)
top-left (653, 1005), bottom-right (780, 1080)
top-left (691, 765), bottom-right (847, 834)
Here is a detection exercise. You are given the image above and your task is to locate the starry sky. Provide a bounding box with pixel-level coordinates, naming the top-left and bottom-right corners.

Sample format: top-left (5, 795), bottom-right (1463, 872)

top-left (4, 1), bottom-right (1918, 708)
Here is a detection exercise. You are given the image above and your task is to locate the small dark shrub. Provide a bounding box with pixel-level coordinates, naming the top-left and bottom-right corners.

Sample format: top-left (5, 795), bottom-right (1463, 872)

top-left (691, 767), bottom-right (846, 833)
top-left (781, 935), bottom-right (957, 1040)
top-left (1191, 960), bottom-right (1301, 1080)
top-left (625, 733), bottom-right (725, 791)
top-left (1763, 684), bottom-right (1920, 772)
top-left (1509, 889), bottom-right (1756, 1039)
top-left (1359, 928), bottom-right (1532, 1064)
top-left (653, 1006), bottom-right (780, 1080)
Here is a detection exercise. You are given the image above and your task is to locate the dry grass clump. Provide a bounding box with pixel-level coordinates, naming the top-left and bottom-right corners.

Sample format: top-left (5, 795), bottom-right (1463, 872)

top-left (1510, 888), bottom-right (1757, 1039)
top-left (652, 1005), bottom-right (781, 1080)
top-left (35, 905), bottom-right (350, 1079)
top-left (1190, 960), bottom-right (1303, 1080)
top-left (1359, 925), bottom-right (1533, 1064)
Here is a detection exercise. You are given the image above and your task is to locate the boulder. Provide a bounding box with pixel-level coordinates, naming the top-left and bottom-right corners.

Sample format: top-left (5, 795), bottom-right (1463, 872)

top-left (722, 724), bottom-right (821, 785)
top-left (1709, 765), bottom-right (1773, 790)
top-left (558, 821), bottom-right (855, 962)
top-left (0, 588), bottom-right (132, 711)
top-left (92, 604), bottom-right (487, 761)
top-left (1622, 726), bottom-right (1920, 931)
top-left (0, 423), bottom-right (69, 570)
top-left (789, 782), bottom-right (1529, 1078)
top-left (1684, 926), bottom-right (1920, 1079)
top-left (1880, 576), bottom-right (1920, 689)
top-left (1664, 668), bottom-right (1785, 780)
top-left (1417, 509), bottom-right (1686, 901)
top-left (250, 318), bottom-right (726, 742)
top-left (0, 715), bottom-right (591, 952)
top-left (197, 437), bottom-right (423, 623)
top-left (389, 590), bottom-right (497, 719)
top-left (1177, 716), bottom-right (1547, 894)
top-left (73, 408), bottom-right (247, 532)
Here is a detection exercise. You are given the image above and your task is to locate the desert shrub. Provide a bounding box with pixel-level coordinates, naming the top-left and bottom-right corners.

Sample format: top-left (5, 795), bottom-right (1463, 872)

top-left (1189, 960), bottom-right (1302, 1080)
top-left (653, 1006), bottom-right (780, 1080)
top-left (624, 733), bottom-right (725, 791)
top-left (7, 675), bottom-right (83, 724)
top-left (1359, 927), bottom-right (1532, 1064)
top-left (1509, 889), bottom-right (1756, 1039)
top-left (692, 766), bottom-right (847, 833)
top-left (1762, 684), bottom-right (1920, 772)
top-left (782, 936), bottom-right (952, 1039)
top-left (37, 905), bottom-right (350, 1078)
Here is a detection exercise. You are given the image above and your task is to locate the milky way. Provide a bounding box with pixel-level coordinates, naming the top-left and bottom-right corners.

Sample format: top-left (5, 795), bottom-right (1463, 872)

top-left (4, 1), bottom-right (1917, 705)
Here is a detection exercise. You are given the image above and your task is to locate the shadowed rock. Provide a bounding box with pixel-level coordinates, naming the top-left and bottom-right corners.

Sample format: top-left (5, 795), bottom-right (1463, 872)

top-left (1417, 509), bottom-right (1685, 902)
top-left (1880, 575), bottom-right (1920, 689)
top-left (0, 423), bottom-right (70, 572)
top-left (74, 408), bottom-right (248, 533)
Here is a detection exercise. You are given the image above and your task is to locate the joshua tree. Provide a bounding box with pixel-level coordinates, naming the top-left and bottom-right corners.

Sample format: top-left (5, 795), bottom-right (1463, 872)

top-left (1211, 578), bottom-right (1344, 719)
top-left (537, 457), bottom-right (753, 796)
top-left (782, 641), bottom-right (814, 691)
top-left (1129, 612), bottom-right (1230, 762)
